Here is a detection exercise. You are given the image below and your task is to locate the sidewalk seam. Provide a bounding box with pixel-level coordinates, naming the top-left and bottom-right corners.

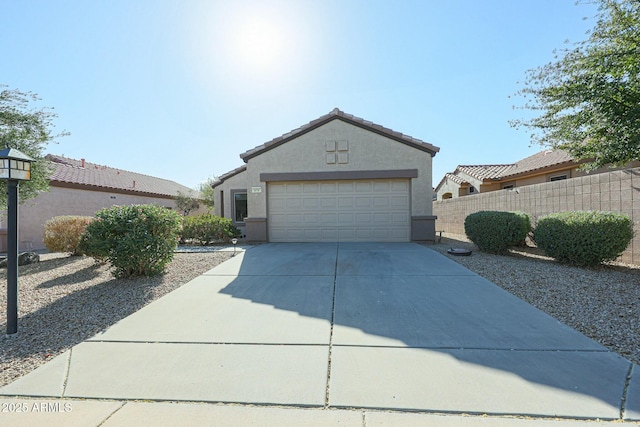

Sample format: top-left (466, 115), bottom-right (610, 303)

top-left (621, 362), bottom-right (634, 419)
top-left (61, 348), bottom-right (72, 397)
top-left (97, 401), bottom-right (127, 427)
top-left (324, 243), bottom-right (339, 408)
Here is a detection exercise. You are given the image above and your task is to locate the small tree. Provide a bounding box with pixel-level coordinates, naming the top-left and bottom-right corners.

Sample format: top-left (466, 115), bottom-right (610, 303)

top-left (175, 191), bottom-right (200, 216)
top-left (511, 0), bottom-right (640, 169)
top-left (0, 86), bottom-right (66, 208)
top-left (197, 177), bottom-right (216, 210)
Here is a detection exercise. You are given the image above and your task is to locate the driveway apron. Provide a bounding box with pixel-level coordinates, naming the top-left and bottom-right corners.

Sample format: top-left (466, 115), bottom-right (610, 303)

top-left (1, 243), bottom-right (637, 421)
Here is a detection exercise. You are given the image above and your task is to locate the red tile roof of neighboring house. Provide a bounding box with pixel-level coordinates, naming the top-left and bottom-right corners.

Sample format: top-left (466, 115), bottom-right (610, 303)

top-left (501, 150), bottom-right (576, 178)
top-left (435, 149), bottom-right (579, 193)
top-left (443, 173), bottom-right (467, 185)
top-left (240, 108), bottom-right (440, 162)
top-left (46, 155), bottom-right (197, 198)
top-left (456, 164), bottom-right (515, 180)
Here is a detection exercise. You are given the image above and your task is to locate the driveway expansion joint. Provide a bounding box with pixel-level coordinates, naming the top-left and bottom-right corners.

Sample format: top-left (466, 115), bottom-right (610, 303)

top-left (620, 363), bottom-right (634, 419)
top-left (324, 243), bottom-right (339, 409)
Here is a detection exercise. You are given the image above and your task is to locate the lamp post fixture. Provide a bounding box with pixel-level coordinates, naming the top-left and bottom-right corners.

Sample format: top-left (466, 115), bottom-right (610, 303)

top-left (0, 147), bottom-right (34, 335)
top-left (231, 238), bottom-right (238, 256)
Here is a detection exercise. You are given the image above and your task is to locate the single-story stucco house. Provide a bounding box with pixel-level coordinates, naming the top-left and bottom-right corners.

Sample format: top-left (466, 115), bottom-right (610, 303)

top-left (2, 155), bottom-right (203, 252)
top-left (212, 108), bottom-right (440, 243)
top-left (434, 149), bottom-right (640, 201)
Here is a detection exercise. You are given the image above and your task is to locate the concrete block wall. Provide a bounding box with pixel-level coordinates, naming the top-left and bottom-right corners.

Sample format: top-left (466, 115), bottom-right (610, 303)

top-left (433, 167), bottom-right (640, 265)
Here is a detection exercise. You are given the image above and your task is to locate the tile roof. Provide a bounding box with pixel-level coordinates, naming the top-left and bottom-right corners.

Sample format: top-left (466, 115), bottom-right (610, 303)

top-left (502, 150), bottom-right (576, 178)
top-left (46, 155), bottom-right (197, 198)
top-left (435, 149), bottom-right (578, 193)
top-left (443, 173), bottom-right (467, 185)
top-left (456, 164), bottom-right (515, 180)
top-left (453, 150), bottom-right (577, 181)
top-left (240, 108), bottom-right (439, 162)
top-left (212, 165), bottom-right (247, 188)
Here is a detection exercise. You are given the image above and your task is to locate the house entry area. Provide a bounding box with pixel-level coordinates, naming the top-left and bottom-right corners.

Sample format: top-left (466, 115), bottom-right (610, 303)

top-left (267, 179), bottom-right (410, 242)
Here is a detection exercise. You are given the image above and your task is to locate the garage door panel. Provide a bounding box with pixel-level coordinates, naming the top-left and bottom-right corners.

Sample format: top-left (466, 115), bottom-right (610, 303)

top-left (373, 197), bottom-right (390, 207)
top-left (320, 213), bottom-right (337, 224)
top-left (286, 199), bottom-right (302, 209)
top-left (355, 182), bottom-right (372, 192)
top-left (355, 213), bottom-right (372, 223)
top-left (303, 183), bottom-right (319, 193)
top-left (338, 182), bottom-right (355, 192)
top-left (319, 183), bottom-right (336, 193)
top-left (390, 181), bottom-right (409, 191)
top-left (268, 179), bottom-right (410, 242)
top-left (338, 213), bottom-right (355, 225)
top-left (303, 213), bottom-right (319, 224)
top-left (355, 197), bottom-right (372, 208)
top-left (338, 198), bottom-right (354, 208)
top-left (303, 198), bottom-right (319, 209)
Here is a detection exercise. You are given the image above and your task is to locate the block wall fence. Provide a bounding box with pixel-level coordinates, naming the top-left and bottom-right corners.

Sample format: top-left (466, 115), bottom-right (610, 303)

top-left (433, 167), bottom-right (640, 265)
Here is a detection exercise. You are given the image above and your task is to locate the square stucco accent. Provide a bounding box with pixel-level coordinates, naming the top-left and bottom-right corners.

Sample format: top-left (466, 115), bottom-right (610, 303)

top-left (411, 216), bottom-right (437, 241)
top-left (245, 217), bottom-right (267, 243)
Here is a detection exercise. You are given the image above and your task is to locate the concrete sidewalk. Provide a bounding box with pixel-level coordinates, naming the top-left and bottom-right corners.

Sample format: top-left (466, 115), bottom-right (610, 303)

top-left (1, 243), bottom-right (638, 426)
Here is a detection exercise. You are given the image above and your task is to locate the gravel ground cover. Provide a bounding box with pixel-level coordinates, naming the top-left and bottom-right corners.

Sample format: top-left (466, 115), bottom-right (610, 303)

top-left (1, 238), bottom-right (638, 388)
top-left (0, 250), bottom-right (232, 387)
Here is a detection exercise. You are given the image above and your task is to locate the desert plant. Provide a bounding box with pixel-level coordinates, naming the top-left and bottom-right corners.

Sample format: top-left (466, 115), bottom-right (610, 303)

top-left (79, 204), bottom-right (182, 278)
top-left (534, 211), bottom-right (634, 267)
top-left (43, 215), bottom-right (94, 255)
top-left (464, 211), bottom-right (531, 254)
top-left (181, 214), bottom-right (240, 245)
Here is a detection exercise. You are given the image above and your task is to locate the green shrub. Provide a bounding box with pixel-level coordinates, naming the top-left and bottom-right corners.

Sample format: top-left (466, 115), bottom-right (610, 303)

top-left (79, 204), bottom-right (182, 278)
top-left (464, 211), bottom-right (531, 254)
top-left (43, 215), bottom-right (94, 255)
top-left (181, 214), bottom-right (240, 245)
top-left (534, 211), bottom-right (634, 266)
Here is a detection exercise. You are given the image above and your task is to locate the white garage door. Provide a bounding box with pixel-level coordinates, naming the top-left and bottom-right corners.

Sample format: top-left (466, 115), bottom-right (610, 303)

top-left (268, 179), bottom-right (410, 242)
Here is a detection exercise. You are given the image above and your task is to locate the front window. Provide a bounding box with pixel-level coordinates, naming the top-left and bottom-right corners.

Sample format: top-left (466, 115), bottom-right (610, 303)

top-left (550, 174), bottom-right (568, 182)
top-left (234, 192), bottom-right (247, 223)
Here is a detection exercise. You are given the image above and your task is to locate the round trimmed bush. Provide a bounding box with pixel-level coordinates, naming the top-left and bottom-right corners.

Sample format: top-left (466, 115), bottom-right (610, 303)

top-left (79, 204), bottom-right (182, 278)
top-left (464, 211), bottom-right (531, 254)
top-left (534, 211), bottom-right (634, 266)
top-left (43, 215), bottom-right (94, 255)
top-left (181, 214), bottom-right (240, 245)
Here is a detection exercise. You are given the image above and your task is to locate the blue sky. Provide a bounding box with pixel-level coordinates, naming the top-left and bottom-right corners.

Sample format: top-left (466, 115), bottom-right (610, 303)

top-left (1, 0), bottom-right (599, 189)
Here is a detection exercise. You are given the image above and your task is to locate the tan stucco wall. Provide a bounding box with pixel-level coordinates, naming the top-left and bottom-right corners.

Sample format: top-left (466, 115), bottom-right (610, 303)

top-left (213, 169), bottom-right (248, 235)
top-left (433, 167), bottom-right (640, 265)
top-left (7, 186), bottom-right (186, 252)
top-left (244, 120), bottom-right (434, 218)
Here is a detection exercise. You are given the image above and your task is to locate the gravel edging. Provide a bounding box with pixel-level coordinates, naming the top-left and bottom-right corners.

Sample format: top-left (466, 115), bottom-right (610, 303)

top-left (425, 234), bottom-right (640, 365)
top-left (1, 240), bottom-right (638, 388)
top-left (0, 251), bottom-right (233, 387)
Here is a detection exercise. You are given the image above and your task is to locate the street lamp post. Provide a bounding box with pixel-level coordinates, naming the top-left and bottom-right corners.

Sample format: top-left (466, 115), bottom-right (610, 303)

top-left (0, 147), bottom-right (34, 335)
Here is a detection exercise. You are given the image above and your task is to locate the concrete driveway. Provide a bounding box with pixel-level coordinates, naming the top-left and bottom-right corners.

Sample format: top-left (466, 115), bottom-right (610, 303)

top-left (1, 243), bottom-right (638, 425)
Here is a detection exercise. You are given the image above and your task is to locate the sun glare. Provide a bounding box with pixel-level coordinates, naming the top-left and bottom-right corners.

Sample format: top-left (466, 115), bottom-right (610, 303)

top-left (185, 1), bottom-right (325, 100)
top-left (233, 16), bottom-right (285, 72)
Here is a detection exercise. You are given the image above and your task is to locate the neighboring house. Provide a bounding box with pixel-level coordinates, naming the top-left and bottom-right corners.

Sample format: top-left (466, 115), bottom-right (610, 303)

top-left (434, 149), bottom-right (640, 201)
top-left (212, 108), bottom-right (440, 243)
top-left (3, 155), bottom-right (201, 252)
